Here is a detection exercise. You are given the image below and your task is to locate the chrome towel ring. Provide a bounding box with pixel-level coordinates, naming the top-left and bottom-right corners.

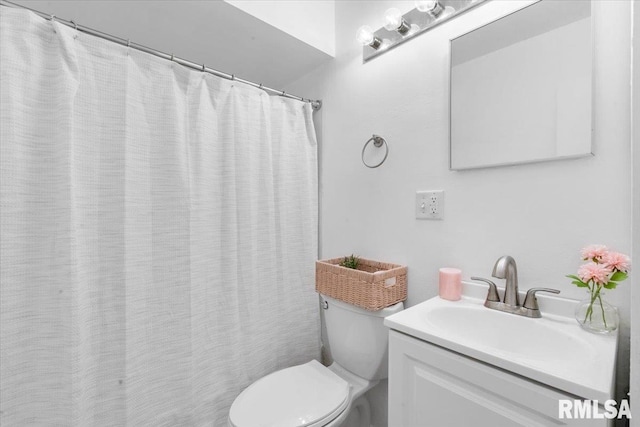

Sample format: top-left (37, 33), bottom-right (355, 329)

top-left (362, 134), bottom-right (389, 168)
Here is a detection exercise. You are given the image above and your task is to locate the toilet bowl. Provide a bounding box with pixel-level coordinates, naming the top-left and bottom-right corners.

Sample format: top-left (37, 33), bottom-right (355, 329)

top-left (228, 295), bottom-right (403, 427)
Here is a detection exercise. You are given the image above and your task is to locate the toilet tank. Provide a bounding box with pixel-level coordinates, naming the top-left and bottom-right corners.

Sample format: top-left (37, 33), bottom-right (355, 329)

top-left (321, 294), bottom-right (403, 381)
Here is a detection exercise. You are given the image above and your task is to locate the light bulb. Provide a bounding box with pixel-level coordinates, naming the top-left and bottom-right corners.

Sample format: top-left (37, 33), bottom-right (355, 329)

top-left (383, 8), bottom-right (411, 35)
top-left (356, 25), bottom-right (375, 45)
top-left (356, 25), bottom-right (382, 49)
top-left (415, 0), bottom-right (443, 17)
top-left (383, 8), bottom-right (403, 31)
top-left (415, 1), bottom-right (435, 12)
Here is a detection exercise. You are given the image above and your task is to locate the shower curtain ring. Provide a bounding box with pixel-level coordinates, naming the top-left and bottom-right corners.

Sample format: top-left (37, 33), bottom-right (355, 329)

top-left (170, 53), bottom-right (174, 62)
top-left (231, 74), bottom-right (235, 81)
top-left (127, 39), bottom-right (131, 48)
top-left (50, 14), bottom-right (56, 22)
top-left (281, 91), bottom-right (286, 96)
top-left (259, 83), bottom-right (263, 89)
top-left (70, 20), bottom-right (77, 30)
top-left (202, 64), bottom-right (206, 72)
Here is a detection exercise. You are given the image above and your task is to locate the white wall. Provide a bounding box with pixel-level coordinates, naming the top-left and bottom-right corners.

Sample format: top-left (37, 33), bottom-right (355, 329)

top-left (225, 0), bottom-right (335, 57)
top-left (631, 1), bottom-right (639, 424)
top-left (285, 1), bottom-right (633, 425)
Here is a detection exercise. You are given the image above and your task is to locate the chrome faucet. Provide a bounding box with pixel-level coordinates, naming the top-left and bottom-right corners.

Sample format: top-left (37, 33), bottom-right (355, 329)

top-left (472, 255), bottom-right (560, 318)
top-left (492, 255), bottom-right (519, 307)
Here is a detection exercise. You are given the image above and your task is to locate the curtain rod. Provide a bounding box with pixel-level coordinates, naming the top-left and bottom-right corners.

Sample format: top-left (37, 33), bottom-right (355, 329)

top-left (0, 0), bottom-right (322, 111)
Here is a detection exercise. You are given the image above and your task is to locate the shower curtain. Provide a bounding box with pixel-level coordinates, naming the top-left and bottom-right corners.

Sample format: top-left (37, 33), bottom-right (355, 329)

top-left (0, 8), bottom-right (319, 426)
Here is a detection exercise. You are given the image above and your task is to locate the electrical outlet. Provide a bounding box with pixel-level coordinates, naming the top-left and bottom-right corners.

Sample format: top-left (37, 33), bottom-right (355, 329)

top-left (416, 190), bottom-right (444, 220)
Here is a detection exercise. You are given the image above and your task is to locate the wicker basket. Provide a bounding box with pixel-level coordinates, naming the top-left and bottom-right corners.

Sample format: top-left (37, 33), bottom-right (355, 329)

top-left (315, 257), bottom-right (407, 311)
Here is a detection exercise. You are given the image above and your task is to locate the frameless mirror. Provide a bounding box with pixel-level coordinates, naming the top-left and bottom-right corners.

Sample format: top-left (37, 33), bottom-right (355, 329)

top-left (450, 0), bottom-right (593, 170)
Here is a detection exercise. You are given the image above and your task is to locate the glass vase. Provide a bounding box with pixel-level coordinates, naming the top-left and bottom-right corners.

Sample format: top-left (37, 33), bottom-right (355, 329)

top-left (574, 289), bottom-right (619, 334)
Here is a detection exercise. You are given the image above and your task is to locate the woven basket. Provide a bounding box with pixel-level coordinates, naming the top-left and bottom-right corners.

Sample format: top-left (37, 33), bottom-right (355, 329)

top-left (315, 257), bottom-right (407, 311)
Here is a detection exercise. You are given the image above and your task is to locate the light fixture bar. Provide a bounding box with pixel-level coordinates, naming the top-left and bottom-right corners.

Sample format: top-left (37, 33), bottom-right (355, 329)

top-left (361, 0), bottom-right (486, 62)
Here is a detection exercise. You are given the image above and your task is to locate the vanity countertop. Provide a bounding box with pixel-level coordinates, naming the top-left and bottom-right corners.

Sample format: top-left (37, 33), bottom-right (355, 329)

top-left (384, 282), bottom-right (618, 402)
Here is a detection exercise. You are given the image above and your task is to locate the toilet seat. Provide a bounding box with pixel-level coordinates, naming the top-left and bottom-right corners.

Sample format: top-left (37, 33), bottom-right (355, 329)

top-left (228, 360), bottom-right (350, 427)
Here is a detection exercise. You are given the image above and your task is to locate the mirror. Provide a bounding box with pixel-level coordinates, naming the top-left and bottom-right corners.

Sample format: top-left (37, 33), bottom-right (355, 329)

top-left (450, 0), bottom-right (592, 170)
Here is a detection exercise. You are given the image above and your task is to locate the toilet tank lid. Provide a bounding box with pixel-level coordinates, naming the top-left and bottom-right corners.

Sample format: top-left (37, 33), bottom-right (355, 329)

top-left (228, 360), bottom-right (349, 427)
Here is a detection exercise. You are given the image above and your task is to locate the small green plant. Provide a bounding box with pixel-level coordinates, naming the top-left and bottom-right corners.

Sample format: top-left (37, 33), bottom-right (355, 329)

top-left (340, 254), bottom-right (360, 269)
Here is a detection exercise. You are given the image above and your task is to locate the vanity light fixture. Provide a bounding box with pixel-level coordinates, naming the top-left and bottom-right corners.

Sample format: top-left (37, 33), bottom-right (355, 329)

top-left (356, 0), bottom-right (486, 61)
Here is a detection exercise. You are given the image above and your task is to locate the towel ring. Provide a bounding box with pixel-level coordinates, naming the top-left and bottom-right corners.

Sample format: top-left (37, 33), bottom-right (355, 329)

top-left (362, 134), bottom-right (389, 168)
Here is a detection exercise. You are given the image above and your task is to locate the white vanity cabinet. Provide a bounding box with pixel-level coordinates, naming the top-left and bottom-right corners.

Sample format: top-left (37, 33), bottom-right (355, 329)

top-left (388, 330), bottom-right (610, 427)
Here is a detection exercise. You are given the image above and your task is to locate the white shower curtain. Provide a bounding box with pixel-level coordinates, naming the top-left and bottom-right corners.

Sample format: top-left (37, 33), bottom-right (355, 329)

top-left (0, 8), bottom-right (319, 426)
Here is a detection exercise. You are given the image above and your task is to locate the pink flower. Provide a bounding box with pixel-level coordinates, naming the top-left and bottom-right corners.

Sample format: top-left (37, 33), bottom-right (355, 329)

top-left (580, 245), bottom-right (608, 262)
top-left (603, 251), bottom-right (631, 273)
top-left (578, 262), bottom-right (612, 285)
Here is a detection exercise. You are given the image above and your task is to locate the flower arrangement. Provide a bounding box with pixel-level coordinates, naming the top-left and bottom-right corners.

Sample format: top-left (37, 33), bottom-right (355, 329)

top-left (567, 245), bottom-right (631, 332)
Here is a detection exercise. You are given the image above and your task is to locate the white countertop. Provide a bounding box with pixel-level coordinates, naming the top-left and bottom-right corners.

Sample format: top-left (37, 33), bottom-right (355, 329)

top-left (384, 282), bottom-right (618, 402)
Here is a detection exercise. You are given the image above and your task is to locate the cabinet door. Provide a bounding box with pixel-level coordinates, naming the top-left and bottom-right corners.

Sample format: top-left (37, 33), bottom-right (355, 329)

top-left (388, 330), bottom-right (608, 427)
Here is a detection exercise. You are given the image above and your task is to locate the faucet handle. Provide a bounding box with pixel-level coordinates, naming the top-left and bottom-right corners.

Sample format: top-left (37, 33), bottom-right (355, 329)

top-left (471, 277), bottom-right (500, 303)
top-left (523, 288), bottom-right (561, 311)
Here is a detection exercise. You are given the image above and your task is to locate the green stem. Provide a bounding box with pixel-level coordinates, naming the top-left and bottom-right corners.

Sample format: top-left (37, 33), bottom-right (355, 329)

top-left (597, 291), bottom-right (608, 328)
top-left (583, 283), bottom-right (598, 323)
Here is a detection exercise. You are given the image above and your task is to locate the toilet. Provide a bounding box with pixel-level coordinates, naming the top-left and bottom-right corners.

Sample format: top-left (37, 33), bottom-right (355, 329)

top-left (228, 294), bottom-right (403, 427)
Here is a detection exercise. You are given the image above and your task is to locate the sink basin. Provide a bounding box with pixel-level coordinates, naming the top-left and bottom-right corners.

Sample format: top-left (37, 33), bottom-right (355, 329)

top-left (384, 283), bottom-right (618, 402)
top-left (421, 304), bottom-right (595, 367)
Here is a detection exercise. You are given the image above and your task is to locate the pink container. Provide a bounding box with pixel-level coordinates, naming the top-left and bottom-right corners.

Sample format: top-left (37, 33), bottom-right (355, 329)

top-left (439, 267), bottom-right (462, 301)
